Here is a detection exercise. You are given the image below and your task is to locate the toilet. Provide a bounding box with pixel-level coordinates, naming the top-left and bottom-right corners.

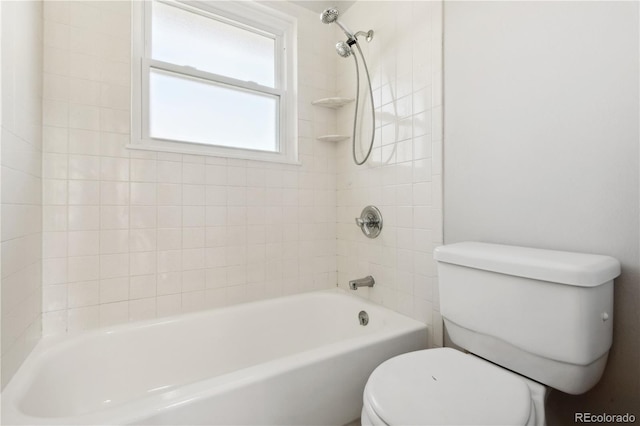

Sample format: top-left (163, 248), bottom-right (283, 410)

top-left (361, 242), bottom-right (621, 426)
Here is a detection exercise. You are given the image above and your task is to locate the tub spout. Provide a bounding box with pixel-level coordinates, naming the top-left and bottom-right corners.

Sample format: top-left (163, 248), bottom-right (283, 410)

top-left (349, 276), bottom-right (375, 290)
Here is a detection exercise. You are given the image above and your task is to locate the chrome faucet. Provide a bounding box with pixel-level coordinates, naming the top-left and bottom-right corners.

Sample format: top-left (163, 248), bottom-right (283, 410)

top-left (349, 276), bottom-right (375, 290)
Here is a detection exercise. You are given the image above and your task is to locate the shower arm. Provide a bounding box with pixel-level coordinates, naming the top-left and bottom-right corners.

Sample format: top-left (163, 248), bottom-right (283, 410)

top-left (344, 31), bottom-right (374, 45)
top-left (334, 20), bottom-right (356, 40)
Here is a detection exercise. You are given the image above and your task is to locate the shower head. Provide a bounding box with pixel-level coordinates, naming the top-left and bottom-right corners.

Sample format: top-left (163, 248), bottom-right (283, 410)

top-left (320, 7), bottom-right (339, 24)
top-left (320, 7), bottom-right (354, 39)
top-left (335, 41), bottom-right (352, 58)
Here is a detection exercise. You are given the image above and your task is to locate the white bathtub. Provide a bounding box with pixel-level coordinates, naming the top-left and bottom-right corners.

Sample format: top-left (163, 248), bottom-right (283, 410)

top-left (2, 289), bottom-right (427, 425)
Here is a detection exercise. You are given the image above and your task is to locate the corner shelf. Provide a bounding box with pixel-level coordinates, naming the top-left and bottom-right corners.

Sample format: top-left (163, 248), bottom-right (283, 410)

top-left (311, 97), bottom-right (354, 109)
top-left (317, 135), bottom-right (350, 143)
top-left (312, 97), bottom-right (353, 142)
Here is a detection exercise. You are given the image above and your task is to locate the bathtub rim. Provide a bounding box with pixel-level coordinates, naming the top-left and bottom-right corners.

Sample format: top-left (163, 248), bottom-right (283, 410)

top-left (12, 288), bottom-right (398, 367)
top-left (3, 288), bottom-right (428, 425)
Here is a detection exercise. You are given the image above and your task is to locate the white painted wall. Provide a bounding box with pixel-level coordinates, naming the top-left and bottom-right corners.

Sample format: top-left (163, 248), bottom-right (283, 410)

top-left (444, 1), bottom-right (639, 418)
top-left (1, 0), bottom-right (43, 387)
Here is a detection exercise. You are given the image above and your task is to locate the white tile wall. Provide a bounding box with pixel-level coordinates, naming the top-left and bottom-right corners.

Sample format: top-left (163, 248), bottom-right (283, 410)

top-left (335, 1), bottom-right (444, 347)
top-left (41, 0), bottom-right (339, 335)
top-left (1, 0), bottom-right (43, 387)
top-left (39, 0), bottom-right (444, 345)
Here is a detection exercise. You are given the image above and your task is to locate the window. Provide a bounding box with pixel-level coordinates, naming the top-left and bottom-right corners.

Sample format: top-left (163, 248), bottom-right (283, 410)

top-left (131, 0), bottom-right (298, 163)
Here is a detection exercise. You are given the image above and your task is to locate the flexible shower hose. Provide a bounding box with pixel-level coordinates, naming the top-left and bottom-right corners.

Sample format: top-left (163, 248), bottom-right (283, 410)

top-left (350, 41), bottom-right (376, 166)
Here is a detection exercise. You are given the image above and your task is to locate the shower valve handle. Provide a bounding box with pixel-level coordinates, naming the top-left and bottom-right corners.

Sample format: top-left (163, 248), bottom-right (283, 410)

top-left (355, 217), bottom-right (373, 236)
top-left (355, 206), bottom-right (383, 239)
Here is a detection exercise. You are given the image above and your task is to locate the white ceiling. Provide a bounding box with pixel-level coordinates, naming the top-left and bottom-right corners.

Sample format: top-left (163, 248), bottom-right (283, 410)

top-left (289, 1), bottom-right (357, 14)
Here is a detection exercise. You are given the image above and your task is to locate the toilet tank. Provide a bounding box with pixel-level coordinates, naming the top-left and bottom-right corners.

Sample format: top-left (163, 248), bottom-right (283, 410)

top-left (434, 242), bottom-right (621, 395)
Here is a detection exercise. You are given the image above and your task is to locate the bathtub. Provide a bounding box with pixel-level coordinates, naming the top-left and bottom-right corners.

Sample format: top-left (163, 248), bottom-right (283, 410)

top-left (2, 289), bottom-right (427, 425)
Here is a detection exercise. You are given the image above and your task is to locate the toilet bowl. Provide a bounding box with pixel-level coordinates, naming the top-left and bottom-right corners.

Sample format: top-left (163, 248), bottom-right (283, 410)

top-left (361, 348), bottom-right (547, 426)
top-left (360, 242), bottom-right (620, 426)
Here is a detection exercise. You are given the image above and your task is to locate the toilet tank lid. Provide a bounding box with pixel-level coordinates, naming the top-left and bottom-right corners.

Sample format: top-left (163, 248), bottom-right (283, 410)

top-left (434, 242), bottom-right (621, 287)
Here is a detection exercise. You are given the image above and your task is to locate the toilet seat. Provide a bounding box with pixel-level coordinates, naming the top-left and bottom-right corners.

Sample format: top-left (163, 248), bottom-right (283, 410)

top-left (363, 348), bottom-right (533, 425)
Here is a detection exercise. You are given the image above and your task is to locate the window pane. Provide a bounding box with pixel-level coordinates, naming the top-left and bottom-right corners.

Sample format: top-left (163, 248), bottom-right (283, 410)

top-left (152, 1), bottom-right (276, 87)
top-left (149, 69), bottom-right (278, 152)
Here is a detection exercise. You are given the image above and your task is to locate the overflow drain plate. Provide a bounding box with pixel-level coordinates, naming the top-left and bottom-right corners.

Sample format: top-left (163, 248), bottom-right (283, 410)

top-left (358, 310), bottom-right (369, 326)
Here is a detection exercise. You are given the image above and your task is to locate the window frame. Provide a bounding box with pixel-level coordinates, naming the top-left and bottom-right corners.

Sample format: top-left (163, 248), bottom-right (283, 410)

top-left (130, 0), bottom-right (298, 164)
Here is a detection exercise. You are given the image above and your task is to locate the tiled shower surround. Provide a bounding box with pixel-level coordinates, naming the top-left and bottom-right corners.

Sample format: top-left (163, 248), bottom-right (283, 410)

top-left (40, 0), bottom-right (338, 334)
top-left (39, 0), bottom-right (443, 346)
top-left (335, 1), bottom-right (444, 346)
top-left (1, 1), bottom-right (43, 387)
